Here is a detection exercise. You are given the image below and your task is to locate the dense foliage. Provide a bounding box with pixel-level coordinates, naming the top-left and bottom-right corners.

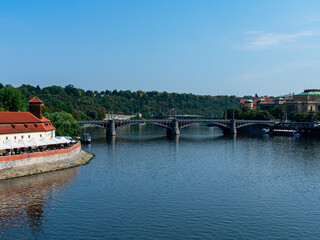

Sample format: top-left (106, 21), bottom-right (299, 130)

top-left (289, 112), bottom-right (318, 122)
top-left (270, 106), bottom-right (286, 120)
top-left (226, 107), bottom-right (274, 120)
top-left (13, 84), bottom-right (239, 120)
top-left (2, 82), bottom-right (320, 124)
top-left (0, 85), bottom-right (26, 112)
top-left (44, 112), bottom-right (82, 137)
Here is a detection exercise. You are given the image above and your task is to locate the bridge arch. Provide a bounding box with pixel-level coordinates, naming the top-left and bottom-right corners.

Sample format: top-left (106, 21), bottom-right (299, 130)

top-left (116, 122), bottom-right (171, 130)
top-left (179, 121), bottom-right (230, 132)
top-left (79, 124), bottom-right (108, 130)
top-left (236, 122), bottom-right (274, 129)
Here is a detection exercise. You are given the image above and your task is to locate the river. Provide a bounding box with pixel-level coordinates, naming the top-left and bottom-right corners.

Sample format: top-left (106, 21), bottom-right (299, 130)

top-left (1, 125), bottom-right (320, 239)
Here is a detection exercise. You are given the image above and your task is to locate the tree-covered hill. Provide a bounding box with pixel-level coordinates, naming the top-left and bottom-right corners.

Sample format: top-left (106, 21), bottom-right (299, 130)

top-left (0, 83), bottom-right (240, 120)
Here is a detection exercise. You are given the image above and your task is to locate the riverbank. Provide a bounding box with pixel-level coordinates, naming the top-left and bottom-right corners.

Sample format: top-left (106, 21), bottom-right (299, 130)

top-left (0, 143), bottom-right (94, 181)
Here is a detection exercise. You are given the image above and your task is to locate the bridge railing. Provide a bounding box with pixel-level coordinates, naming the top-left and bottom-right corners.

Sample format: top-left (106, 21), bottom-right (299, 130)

top-left (78, 119), bottom-right (278, 125)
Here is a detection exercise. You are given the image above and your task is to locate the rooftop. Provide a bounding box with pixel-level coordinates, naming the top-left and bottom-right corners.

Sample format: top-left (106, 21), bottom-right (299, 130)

top-left (0, 112), bottom-right (50, 124)
top-left (295, 91), bottom-right (320, 96)
top-left (304, 89), bottom-right (320, 93)
top-left (28, 96), bottom-right (43, 103)
top-left (0, 122), bottom-right (55, 134)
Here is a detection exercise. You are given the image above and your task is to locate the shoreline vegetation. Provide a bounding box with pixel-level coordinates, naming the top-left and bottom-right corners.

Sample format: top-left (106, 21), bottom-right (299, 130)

top-left (2, 83), bottom-right (317, 126)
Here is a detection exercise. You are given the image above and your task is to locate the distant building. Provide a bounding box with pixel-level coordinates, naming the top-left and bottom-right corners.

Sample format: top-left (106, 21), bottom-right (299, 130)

top-left (290, 89), bottom-right (320, 112)
top-left (242, 89), bottom-right (320, 115)
top-left (0, 97), bottom-right (55, 143)
top-left (240, 97), bottom-right (274, 109)
top-left (243, 99), bottom-right (254, 109)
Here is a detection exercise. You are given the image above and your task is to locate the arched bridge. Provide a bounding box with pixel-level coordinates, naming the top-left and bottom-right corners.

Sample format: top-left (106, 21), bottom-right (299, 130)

top-left (78, 119), bottom-right (277, 136)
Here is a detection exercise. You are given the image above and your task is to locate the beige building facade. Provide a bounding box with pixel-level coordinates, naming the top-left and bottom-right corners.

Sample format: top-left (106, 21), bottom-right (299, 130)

top-left (258, 89), bottom-right (320, 114)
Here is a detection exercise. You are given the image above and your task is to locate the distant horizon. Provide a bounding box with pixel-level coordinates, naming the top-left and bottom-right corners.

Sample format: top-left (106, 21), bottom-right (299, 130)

top-left (1, 81), bottom-right (308, 98)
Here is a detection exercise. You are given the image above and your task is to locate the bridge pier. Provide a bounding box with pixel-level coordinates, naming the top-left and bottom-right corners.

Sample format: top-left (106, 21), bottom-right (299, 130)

top-left (106, 120), bottom-right (116, 136)
top-left (167, 119), bottom-right (180, 136)
top-left (230, 119), bottom-right (237, 135)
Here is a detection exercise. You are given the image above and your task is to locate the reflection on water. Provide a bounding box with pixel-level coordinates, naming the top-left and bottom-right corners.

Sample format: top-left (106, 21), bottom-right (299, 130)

top-left (2, 125), bottom-right (320, 239)
top-left (0, 168), bottom-right (79, 239)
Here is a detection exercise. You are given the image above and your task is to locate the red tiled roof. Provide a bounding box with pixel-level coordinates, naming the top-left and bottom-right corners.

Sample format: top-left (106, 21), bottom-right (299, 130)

top-left (0, 112), bottom-right (48, 124)
top-left (240, 98), bottom-right (274, 105)
top-left (0, 112), bottom-right (55, 134)
top-left (0, 123), bottom-right (55, 134)
top-left (28, 96), bottom-right (43, 103)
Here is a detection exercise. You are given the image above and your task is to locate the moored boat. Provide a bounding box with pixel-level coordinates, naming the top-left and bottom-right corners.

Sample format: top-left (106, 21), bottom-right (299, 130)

top-left (81, 133), bottom-right (92, 143)
top-left (269, 129), bottom-right (299, 136)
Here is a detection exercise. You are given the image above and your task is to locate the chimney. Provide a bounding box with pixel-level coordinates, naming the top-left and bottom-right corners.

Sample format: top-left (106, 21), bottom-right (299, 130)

top-left (28, 96), bottom-right (43, 119)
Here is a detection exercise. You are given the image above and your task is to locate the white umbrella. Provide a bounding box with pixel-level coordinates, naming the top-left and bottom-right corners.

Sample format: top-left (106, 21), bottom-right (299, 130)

top-left (18, 139), bottom-right (32, 148)
top-left (28, 138), bottom-right (45, 147)
top-left (40, 137), bottom-right (57, 145)
top-left (4, 140), bottom-right (24, 149)
top-left (60, 137), bottom-right (71, 144)
top-left (0, 142), bottom-right (9, 150)
top-left (54, 137), bottom-right (70, 144)
top-left (53, 137), bottom-right (64, 144)
top-left (50, 138), bottom-right (60, 144)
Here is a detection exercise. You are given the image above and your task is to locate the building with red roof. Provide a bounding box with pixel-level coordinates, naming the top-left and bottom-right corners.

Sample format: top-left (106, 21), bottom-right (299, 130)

top-left (0, 97), bottom-right (55, 143)
top-left (240, 89), bottom-right (320, 114)
top-left (240, 97), bottom-right (274, 108)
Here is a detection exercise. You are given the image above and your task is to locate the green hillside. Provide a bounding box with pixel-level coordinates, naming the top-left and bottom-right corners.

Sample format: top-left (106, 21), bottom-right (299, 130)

top-left (0, 83), bottom-right (239, 120)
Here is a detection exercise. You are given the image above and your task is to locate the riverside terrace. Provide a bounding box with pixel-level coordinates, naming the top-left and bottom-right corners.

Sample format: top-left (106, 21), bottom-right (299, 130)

top-left (78, 118), bottom-right (278, 136)
top-left (0, 137), bottom-right (74, 157)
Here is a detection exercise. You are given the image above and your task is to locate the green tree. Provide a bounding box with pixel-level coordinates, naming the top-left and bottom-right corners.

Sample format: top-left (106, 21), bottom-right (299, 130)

top-left (270, 106), bottom-right (286, 120)
top-left (289, 112), bottom-right (318, 122)
top-left (44, 112), bottom-right (82, 137)
top-left (17, 83), bottom-right (240, 119)
top-left (0, 87), bottom-right (27, 111)
top-left (226, 107), bottom-right (273, 120)
top-left (74, 110), bottom-right (87, 120)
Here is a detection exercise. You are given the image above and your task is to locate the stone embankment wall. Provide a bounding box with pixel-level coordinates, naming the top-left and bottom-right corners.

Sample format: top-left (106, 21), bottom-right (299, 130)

top-left (0, 143), bottom-right (94, 180)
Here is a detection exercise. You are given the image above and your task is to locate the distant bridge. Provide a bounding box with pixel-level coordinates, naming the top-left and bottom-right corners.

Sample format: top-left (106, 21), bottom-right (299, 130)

top-left (78, 119), bottom-right (277, 136)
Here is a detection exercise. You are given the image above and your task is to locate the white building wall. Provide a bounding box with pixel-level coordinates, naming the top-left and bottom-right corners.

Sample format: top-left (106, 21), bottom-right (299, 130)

top-left (0, 130), bottom-right (55, 143)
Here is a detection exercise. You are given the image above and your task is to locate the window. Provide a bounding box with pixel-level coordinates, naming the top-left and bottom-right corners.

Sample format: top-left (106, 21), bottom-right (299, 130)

top-left (14, 136), bottom-right (16, 140)
top-left (40, 134), bottom-right (42, 137)
top-left (21, 136), bottom-right (24, 139)
top-left (6, 137), bottom-right (8, 140)
top-left (28, 135), bottom-right (31, 138)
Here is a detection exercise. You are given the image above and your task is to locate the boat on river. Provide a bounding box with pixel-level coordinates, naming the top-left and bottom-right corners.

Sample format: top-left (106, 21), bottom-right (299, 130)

top-left (269, 129), bottom-right (300, 136)
top-left (81, 133), bottom-right (92, 143)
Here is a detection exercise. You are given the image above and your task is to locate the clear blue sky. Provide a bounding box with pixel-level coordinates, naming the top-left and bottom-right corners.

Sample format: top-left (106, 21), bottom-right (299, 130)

top-left (1, 0), bottom-right (320, 96)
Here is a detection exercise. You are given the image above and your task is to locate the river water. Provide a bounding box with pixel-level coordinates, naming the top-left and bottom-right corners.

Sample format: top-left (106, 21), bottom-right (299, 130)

top-left (1, 125), bottom-right (320, 239)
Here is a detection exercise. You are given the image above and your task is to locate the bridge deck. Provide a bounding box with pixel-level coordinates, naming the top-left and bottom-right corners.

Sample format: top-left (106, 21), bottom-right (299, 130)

top-left (78, 119), bottom-right (278, 124)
